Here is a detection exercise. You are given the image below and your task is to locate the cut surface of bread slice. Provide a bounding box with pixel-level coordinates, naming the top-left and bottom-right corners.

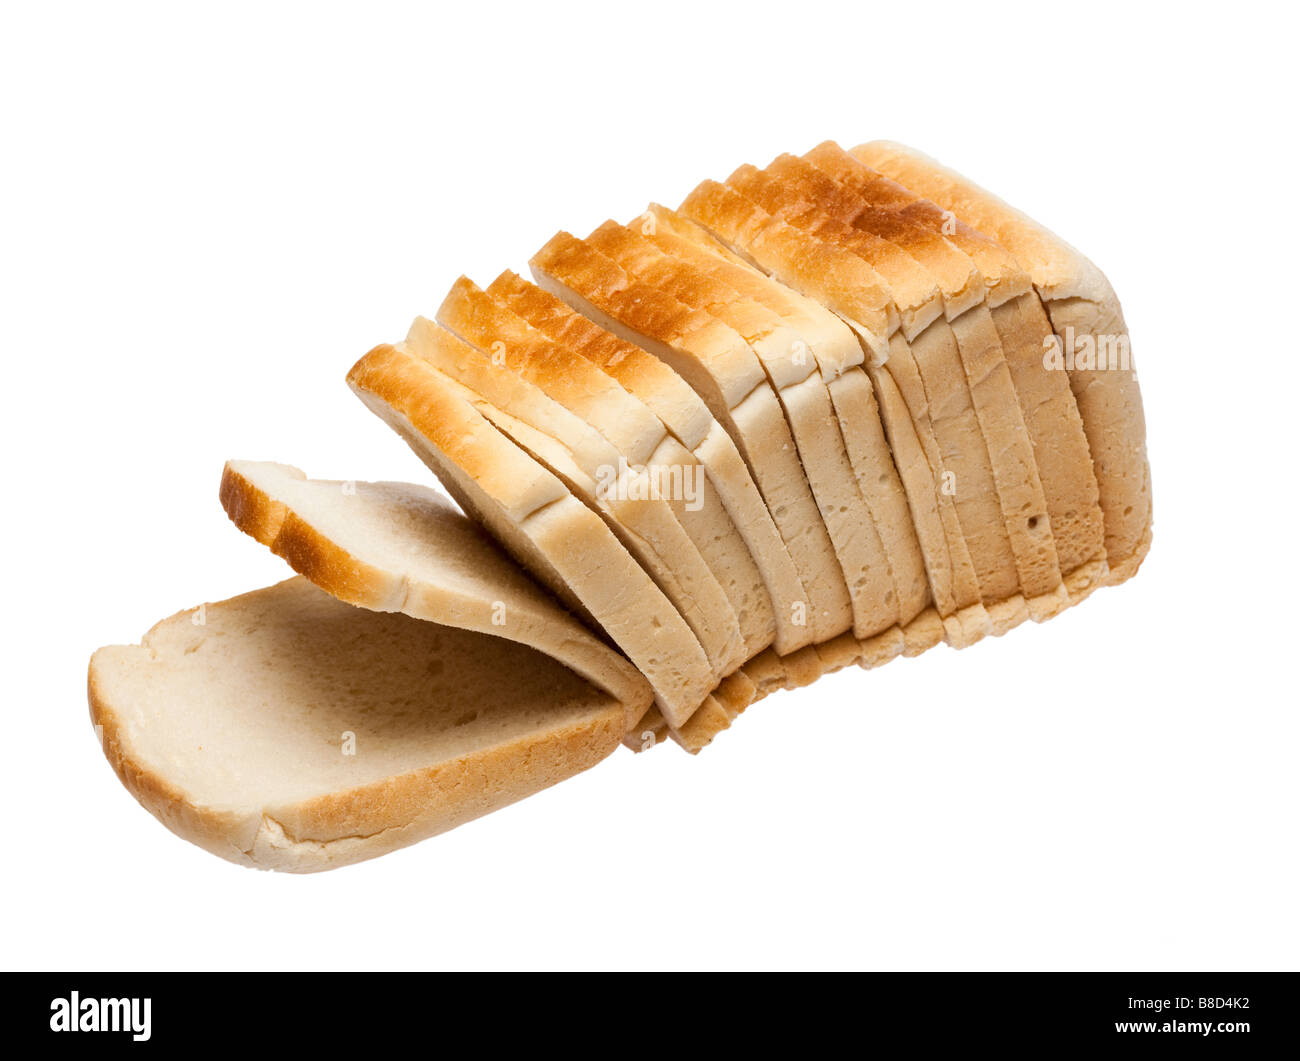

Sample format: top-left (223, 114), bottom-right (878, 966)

top-left (409, 306), bottom-right (746, 677)
top-left (584, 219), bottom-right (898, 640)
top-left (851, 141), bottom-right (1151, 584)
top-left (219, 459), bottom-right (652, 725)
top-left (753, 153), bottom-right (1069, 621)
top-left (89, 578), bottom-right (625, 872)
top-left (488, 269), bottom-right (810, 656)
top-left (678, 179), bottom-right (992, 648)
top-left (347, 341), bottom-right (712, 727)
top-left (802, 142), bottom-right (1106, 596)
top-left (531, 232), bottom-right (853, 644)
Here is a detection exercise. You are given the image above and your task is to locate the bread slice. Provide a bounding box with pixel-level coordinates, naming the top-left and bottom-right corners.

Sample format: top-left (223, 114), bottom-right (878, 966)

top-left (410, 303), bottom-right (747, 677)
top-left (802, 142), bottom-right (1107, 596)
top-left (531, 232), bottom-right (853, 643)
top-left (219, 459), bottom-right (652, 725)
top-left (753, 154), bottom-right (1070, 622)
top-left (636, 203), bottom-right (930, 627)
top-left (583, 220), bottom-right (898, 640)
top-left (488, 270), bottom-right (812, 656)
top-left (433, 282), bottom-right (773, 661)
top-left (678, 179), bottom-right (992, 648)
top-left (89, 578), bottom-right (625, 872)
top-left (725, 162), bottom-right (1032, 634)
top-left (850, 141), bottom-right (1151, 585)
top-left (347, 341), bottom-right (713, 727)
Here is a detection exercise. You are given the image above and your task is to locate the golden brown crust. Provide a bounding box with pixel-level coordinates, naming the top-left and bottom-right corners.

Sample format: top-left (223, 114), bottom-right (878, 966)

top-left (223, 463), bottom-right (383, 608)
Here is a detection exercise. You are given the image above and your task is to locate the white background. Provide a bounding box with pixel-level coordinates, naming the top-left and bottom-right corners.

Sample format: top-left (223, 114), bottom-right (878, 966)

top-left (4, 1), bottom-right (1296, 971)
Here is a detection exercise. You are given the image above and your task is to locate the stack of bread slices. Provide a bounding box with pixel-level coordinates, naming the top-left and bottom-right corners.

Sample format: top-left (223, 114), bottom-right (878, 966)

top-left (89, 141), bottom-right (1152, 872)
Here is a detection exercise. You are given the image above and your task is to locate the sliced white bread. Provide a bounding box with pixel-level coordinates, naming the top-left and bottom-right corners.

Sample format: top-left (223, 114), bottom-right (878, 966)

top-left (802, 142), bottom-right (1107, 597)
top-left (433, 281), bottom-right (773, 662)
top-left (584, 220), bottom-right (898, 641)
top-left (851, 141), bottom-right (1151, 585)
top-left (347, 341), bottom-right (713, 727)
top-left (637, 203), bottom-right (931, 629)
top-left (409, 305), bottom-right (747, 677)
top-left (755, 154), bottom-right (1070, 621)
top-left (678, 179), bottom-right (992, 648)
top-left (488, 269), bottom-right (811, 656)
top-left (531, 232), bottom-right (854, 643)
top-left (726, 162), bottom-right (1030, 634)
top-left (219, 459), bottom-right (652, 725)
top-left (89, 578), bottom-right (626, 872)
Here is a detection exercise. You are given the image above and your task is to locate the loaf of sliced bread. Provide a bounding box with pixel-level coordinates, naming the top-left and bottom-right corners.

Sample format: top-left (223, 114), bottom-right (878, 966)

top-left (90, 138), bottom-right (1151, 865)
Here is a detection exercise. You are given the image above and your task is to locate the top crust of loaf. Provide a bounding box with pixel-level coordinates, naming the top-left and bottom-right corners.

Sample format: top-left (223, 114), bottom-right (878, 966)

top-left (532, 231), bottom-right (767, 408)
top-left (802, 142), bottom-right (1032, 306)
top-left (852, 141), bottom-right (1114, 305)
top-left (487, 269), bottom-right (718, 449)
top-left (678, 179), bottom-right (896, 355)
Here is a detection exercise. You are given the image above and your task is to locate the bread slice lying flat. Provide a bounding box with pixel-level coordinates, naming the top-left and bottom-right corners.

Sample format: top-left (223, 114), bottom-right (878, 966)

top-left (851, 141), bottom-right (1152, 585)
top-left (89, 578), bottom-right (626, 872)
